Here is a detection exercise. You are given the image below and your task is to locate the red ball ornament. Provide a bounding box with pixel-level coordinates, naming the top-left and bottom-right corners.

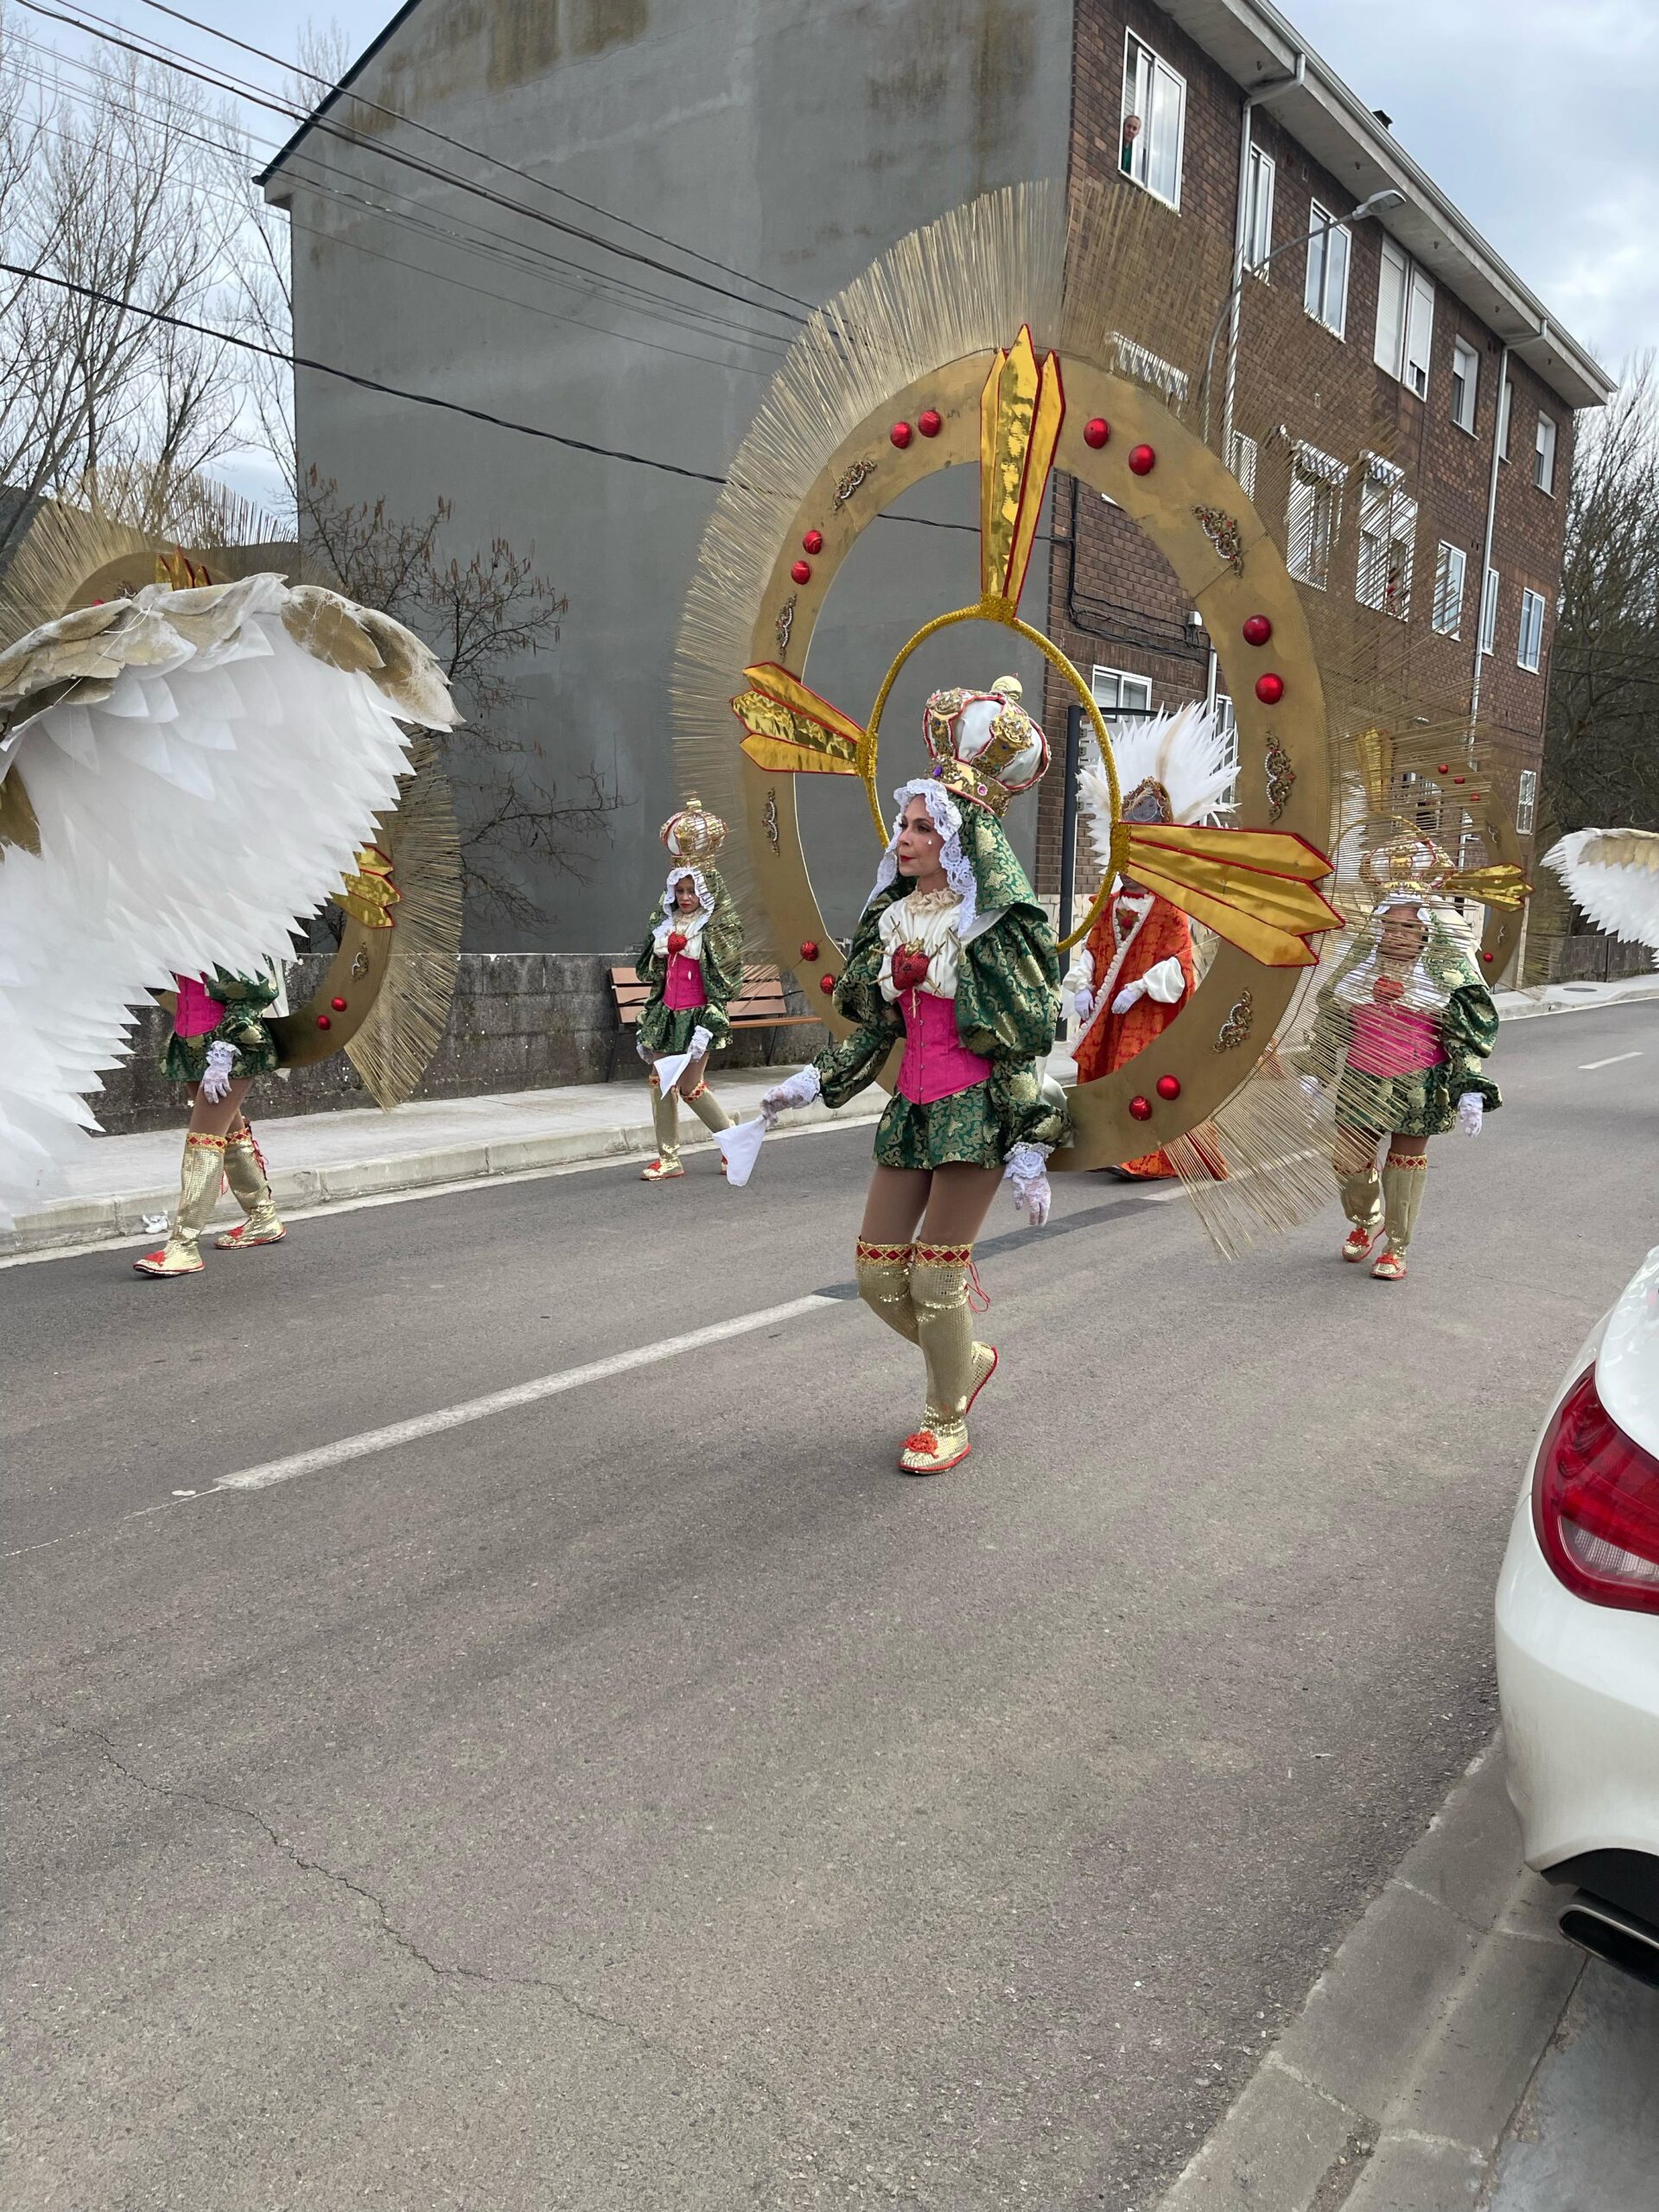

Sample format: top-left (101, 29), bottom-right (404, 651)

top-left (890, 421), bottom-right (913, 449)
top-left (1155, 1074), bottom-right (1181, 1102)
top-left (802, 529), bottom-right (823, 555)
top-left (1255, 671), bottom-right (1286, 705)
top-left (1242, 614), bottom-right (1273, 647)
top-left (918, 409), bottom-right (943, 437)
top-left (1453, 775), bottom-right (1466, 785)
top-left (1128, 443), bottom-right (1156, 475)
top-left (819, 973), bottom-right (836, 995)
top-left (1128, 1094), bottom-right (1154, 1123)
top-left (799, 939), bottom-right (819, 962)
top-left (1482, 950), bottom-right (1495, 963)
top-left (315, 1014), bottom-right (332, 1031)
top-left (330, 995), bottom-right (347, 1012)
top-left (1438, 763), bottom-right (1452, 775)
top-left (1083, 416), bottom-right (1110, 448)
top-left (790, 559), bottom-right (812, 585)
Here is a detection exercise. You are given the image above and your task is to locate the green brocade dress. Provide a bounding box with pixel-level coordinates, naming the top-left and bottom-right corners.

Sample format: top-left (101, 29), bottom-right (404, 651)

top-left (1304, 955), bottom-right (1502, 1141)
top-left (632, 870), bottom-right (745, 1057)
top-left (161, 967), bottom-right (283, 1085)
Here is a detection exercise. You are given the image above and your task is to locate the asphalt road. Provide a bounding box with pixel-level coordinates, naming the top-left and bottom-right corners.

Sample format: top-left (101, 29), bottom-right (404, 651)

top-left (5, 1002), bottom-right (1656, 2211)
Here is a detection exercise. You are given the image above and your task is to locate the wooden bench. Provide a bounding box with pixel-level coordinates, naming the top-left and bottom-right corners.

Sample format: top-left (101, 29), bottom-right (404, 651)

top-left (607, 962), bottom-right (819, 1078)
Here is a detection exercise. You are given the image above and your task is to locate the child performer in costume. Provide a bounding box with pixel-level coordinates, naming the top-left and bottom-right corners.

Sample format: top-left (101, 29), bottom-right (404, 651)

top-left (1297, 836), bottom-right (1499, 1281)
top-left (760, 678), bottom-right (1069, 1476)
top-left (633, 797), bottom-right (745, 1181)
top-left (1068, 702), bottom-right (1235, 1179)
top-left (134, 965), bottom-right (287, 1277)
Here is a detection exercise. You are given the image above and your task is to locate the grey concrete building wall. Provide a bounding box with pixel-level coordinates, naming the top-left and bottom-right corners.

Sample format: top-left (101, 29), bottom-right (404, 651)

top-left (270, 0), bottom-right (1076, 954)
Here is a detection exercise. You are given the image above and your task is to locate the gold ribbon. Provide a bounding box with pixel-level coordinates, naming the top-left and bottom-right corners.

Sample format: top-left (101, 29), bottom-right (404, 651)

top-left (732, 664), bottom-right (869, 776)
top-left (1120, 823), bottom-right (1344, 969)
top-left (1440, 861), bottom-right (1532, 911)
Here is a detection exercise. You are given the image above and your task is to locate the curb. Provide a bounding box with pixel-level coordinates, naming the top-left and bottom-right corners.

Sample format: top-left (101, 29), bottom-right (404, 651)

top-left (0, 1098), bottom-right (882, 1260)
top-left (1492, 977), bottom-right (1659, 1021)
top-left (1154, 1743), bottom-right (1582, 2212)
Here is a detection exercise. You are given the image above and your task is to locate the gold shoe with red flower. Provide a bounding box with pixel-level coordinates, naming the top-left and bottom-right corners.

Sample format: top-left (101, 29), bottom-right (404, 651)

top-left (1370, 1244), bottom-right (1408, 1281)
top-left (899, 1420), bottom-right (971, 1476)
top-left (639, 1155), bottom-right (684, 1181)
top-left (1342, 1224), bottom-right (1376, 1263)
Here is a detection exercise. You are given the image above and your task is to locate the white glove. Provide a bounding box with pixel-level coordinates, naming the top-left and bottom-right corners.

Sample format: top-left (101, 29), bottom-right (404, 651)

top-left (760, 1064), bottom-right (821, 1125)
top-left (1071, 985), bottom-right (1095, 1023)
top-left (1004, 1142), bottom-right (1052, 1228)
top-left (688, 1024), bottom-right (712, 1061)
top-left (1298, 1073), bottom-right (1323, 1103)
top-left (199, 1039), bottom-right (236, 1103)
top-left (1456, 1092), bottom-right (1484, 1139)
top-left (1111, 980), bottom-right (1146, 1015)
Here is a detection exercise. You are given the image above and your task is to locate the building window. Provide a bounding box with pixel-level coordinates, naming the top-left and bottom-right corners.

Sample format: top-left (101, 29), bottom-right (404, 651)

top-left (1109, 332), bottom-right (1189, 406)
top-left (1304, 203), bottom-right (1349, 336)
top-left (1121, 34), bottom-right (1185, 210)
top-left (1431, 542), bottom-right (1467, 636)
top-left (1451, 337), bottom-right (1478, 434)
top-left (1287, 438), bottom-right (1345, 589)
top-left (1479, 565), bottom-right (1500, 654)
top-left (1535, 413), bottom-right (1558, 495)
top-left (1243, 145), bottom-right (1274, 274)
top-left (1375, 238), bottom-right (1434, 397)
top-left (1229, 429), bottom-right (1259, 499)
top-left (1516, 769), bottom-right (1538, 836)
top-left (1497, 377), bottom-right (1513, 461)
top-left (1357, 461), bottom-right (1416, 619)
top-left (1091, 666), bottom-right (1154, 715)
top-left (1518, 587), bottom-right (1547, 671)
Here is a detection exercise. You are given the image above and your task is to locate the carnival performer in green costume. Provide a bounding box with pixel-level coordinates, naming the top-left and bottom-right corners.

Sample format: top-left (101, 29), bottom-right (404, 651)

top-left (1298, 833), bottom-right (1500, 1282)
top-left (135, 964), bottom-right (286, 1277)
top-left (760, 678), bottom-right (1070, 1474)
top-left (632, 797), bottom-right (745, 1182)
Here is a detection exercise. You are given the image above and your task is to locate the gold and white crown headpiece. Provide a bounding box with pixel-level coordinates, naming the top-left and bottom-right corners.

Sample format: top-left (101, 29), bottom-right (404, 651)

top-left (921, 677), bottom-right (1048, 818)
top-left (660, 794), bottom-right (728, 863)
top-left (1357, 828), bottom-right (1452, 910)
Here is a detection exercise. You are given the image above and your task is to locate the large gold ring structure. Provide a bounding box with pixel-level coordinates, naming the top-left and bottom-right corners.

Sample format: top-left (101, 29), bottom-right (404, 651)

top-left (730, 345), bottom-right (1331, 1171)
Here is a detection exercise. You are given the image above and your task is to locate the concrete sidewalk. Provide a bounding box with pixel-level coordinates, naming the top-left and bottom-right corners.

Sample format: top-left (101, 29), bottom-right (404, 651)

top-left (7, 973), bottom-right (1655, 1261)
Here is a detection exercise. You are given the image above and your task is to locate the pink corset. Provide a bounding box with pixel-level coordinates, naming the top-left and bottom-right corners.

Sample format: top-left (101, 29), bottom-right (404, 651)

top-left (897, 988), bottom-right (991, 1104)
top-left (664, 952), bottom-right (706, 1011)
top-left (1349, 1001), bottom-right (1446, 1077)
top-left (174, 975), bottom-right (224, 1038)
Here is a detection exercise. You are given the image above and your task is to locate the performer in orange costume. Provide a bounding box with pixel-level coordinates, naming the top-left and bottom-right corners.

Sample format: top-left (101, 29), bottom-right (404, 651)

top-left (1068, 703), bottom-right (1235, 1178)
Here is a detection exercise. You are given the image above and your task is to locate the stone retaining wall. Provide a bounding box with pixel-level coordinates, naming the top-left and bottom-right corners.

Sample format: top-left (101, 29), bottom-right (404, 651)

top-left (91, 955), bottom-right (828, 1135)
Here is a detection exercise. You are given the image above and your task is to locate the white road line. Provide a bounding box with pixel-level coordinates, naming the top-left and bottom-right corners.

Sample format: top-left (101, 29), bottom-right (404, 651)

top-left (1578, 1050), bottom-right (1643, 1071)
top-left (212, 1294), bottom-right (837, 1494)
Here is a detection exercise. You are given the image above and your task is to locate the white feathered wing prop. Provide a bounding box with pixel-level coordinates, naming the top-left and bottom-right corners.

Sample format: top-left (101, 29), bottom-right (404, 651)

top-left (0, 574), bottom-right (458, 1224)
top-left (1542, 830), bottom-right (1659, 959)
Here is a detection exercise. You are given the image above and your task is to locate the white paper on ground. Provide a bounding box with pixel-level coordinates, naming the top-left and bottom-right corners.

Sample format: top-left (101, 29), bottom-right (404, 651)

top-left (717, 1116), bottom-right (768, 1188)
top-left (652, 1048), bottom-right (693, 1097)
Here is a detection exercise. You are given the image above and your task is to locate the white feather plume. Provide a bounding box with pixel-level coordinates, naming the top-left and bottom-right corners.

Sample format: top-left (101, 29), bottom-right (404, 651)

top-left (1077, 701), bottom-right (1235, 876)
top-left (1542, 829), bottom-right (1659, 957)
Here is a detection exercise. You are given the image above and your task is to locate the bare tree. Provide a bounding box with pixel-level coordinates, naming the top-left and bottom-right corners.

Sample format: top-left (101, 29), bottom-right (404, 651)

top-left (301, 470), bottom-right (613, 926)
top-left (1541, 353), bottom-right (1659, 841)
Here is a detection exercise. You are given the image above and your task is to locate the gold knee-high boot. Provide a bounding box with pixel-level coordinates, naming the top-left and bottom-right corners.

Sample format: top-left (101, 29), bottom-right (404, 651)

top-left (1373, 1152), bottom-right (1427, 1279)
top-left (1336, 1160), bottom-right (1382, 1261)
top-left (855, 1237), bottom-right (918, 1344)
top-left (640, 1071), bottom-right (683, 1179)
top-left (215, 1123), bottom-right (285, 1249)
top-left (133, 1131), bottom-right (227, 1277)
top-left (683, 1077), bottom-right (732, 1136)
top-left (900, 1242), bottom-right (996, 1476)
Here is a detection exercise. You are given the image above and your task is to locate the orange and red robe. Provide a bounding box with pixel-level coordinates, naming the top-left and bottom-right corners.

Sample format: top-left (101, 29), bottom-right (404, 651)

top-left (1075, 889), bottom-right (1198, 1179)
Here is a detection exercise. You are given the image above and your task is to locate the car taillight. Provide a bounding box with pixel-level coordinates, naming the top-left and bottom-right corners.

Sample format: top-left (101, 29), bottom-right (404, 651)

top-left (1533, 1365), bottom-right (1659, 1614)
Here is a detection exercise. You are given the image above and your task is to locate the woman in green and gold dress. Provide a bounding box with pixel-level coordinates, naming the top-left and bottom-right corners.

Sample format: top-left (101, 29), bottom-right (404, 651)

top-left (632, 798), bottom-right (745, 1182)
top-left (761, 678), bottom-right (1069, 1474)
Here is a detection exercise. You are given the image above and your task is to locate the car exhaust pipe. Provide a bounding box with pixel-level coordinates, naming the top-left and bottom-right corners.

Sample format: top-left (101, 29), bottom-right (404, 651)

top-left (1559, 1892), bottom-right (1659, 1991)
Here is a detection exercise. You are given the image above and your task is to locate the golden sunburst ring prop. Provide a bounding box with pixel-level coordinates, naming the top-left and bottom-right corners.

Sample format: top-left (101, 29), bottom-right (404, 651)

top-left (680, 187), bottom-right (1341, 1172)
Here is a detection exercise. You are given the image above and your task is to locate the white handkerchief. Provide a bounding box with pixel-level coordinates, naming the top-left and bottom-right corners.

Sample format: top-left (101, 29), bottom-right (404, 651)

top-left (652, 1048), bottom-right (693, 1097)
top-left (717, 1116), bottom-right (768, 1188)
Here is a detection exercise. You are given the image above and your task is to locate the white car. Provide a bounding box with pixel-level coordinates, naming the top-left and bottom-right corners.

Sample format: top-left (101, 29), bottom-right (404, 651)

top-left (1497, 1242), bottom-right (1659, 1988)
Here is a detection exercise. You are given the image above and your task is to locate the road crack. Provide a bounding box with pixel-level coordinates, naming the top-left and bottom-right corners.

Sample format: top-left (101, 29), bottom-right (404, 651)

top-left (57, 1720), bottom-right (786, 2120)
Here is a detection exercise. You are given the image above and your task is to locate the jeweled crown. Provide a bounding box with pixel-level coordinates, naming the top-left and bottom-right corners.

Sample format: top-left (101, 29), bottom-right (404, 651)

top-left (660, 794), bottom-right (728, 862)
top-left (922, 678), bottom-right (1048, 817)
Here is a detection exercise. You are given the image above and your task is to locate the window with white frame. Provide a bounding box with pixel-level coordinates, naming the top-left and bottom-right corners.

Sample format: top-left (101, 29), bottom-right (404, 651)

top-left (1535, 413), bottom-right (1558, 495)
top-left (1497, 376), bottom-right (1513, 461)
top-left (1229, 429), bottom-right (1259, 499)
top-left (1431, 542), bottom-right (1467, 636)
top-left (1287, 438), bottom-right (1345, 588)
top-left (1304, 203), bottom-right (1349, 336)
top-left (1518, 587), bottom-right (1546, 671)
top-left (1091, 666), bottom-right (1154, 715)
top-left (1120, 34), bottom-right (1185, 209)
top-left (1243, 145), bottom-right (1274, 275)
top-left (1451, 337), bottom-right (1479, 433)
top-left (1479, 565), bottom-right (1500, 654)
top-left (1516, 769), bottom-right (1538, 836)
top-left (1375, 238), bottom-right (1434, 396)
top-left (1357, 460), bottom-right (1416, 618)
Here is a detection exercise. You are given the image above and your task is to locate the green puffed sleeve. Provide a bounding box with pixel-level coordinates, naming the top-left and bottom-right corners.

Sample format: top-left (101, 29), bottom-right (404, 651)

top-left (988, 1058), bottom-right (1071, 1154)
top-left (206, 966), bottom-right (280, 1049)
top-left (1441, 983), bottom-right (1501, 1111)
top-left (812, 894), bottom-right (902, 1109)
top-left (953, 905), bottom-right (1062, 1065)
top-left (632, 920), bottom-right (665, 991)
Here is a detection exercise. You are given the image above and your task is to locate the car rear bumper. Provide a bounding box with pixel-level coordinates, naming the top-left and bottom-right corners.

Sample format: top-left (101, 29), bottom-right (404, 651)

top-left (1496, 1496), bottom-right (1659, 1873)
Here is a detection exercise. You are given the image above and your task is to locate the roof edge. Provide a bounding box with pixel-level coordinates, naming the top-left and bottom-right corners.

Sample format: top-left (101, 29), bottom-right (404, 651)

top-left (255, 0), bottom-right (428, 187)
